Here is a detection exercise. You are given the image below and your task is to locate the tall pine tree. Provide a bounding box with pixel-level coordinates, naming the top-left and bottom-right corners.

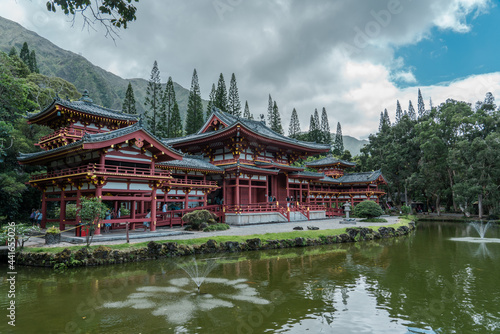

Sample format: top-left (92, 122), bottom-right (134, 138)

top-left (122, 82), bottom-right (137, 114)
top-left (19, 42), bottom-right (30, 67)
top-left (271, 101), bottom-right (284, 135)
top-left (144, 60), bottom-right (162, 135)
top-left (383, 108), bottom-right (391, 126)
top-left (185, 68), bottom-right (204, 135)
top-left (267, 94), bottom-right (274, 126)
top-left (267, 94), bottom-right (273, 125)
top-left (159, 76), bottom-right (178, 138)
top-left (227, 73), bottom-right (241, 116)
top-left (408, 100), bottom-right (416, 120)
top-left (214, 73), bottom-right (228, 112)
top-left (417, 88), bottom-right (425, 118)
top-left (395, 100), bottom-right (403, 123)
top-left (378, 111), bottom-right (385, 132)
top-left (29, 50), bottom-right (39, 73)
top-left (288, 108), bottom-right (301, 139)
top-left (308, 109), bottom-right (321, 142)
top-left (206, 83), bottom-right (216, 118)
top-left (379, 108), bottom-right (391, 132)
top-left (320, 107), bottom-right (331, 144)
top-left (170, 100), bottom-right (183, 137)
top-left (333, 122), bottom-right (344, 156)
top-left (243, 100), bottom-right (253, 120)
top-left (8, 47), bottom-right (17, 57)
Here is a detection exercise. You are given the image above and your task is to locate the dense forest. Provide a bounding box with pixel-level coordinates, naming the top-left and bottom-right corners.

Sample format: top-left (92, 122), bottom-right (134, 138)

top-left (356, 94), bottom-right (500, 218)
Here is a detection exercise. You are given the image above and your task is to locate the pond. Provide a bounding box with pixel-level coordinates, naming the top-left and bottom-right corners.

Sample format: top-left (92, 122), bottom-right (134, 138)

top-left (1, 221), bottom-right (499, 333)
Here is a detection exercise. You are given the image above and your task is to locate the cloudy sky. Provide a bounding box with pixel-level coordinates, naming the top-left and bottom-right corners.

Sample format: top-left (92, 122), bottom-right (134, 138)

top-left (1, 0), bottom-right (500, 139)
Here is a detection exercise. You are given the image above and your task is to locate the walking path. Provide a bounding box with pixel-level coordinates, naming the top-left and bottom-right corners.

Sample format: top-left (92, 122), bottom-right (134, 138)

top-left (22, 216), bottom-right (402, 248)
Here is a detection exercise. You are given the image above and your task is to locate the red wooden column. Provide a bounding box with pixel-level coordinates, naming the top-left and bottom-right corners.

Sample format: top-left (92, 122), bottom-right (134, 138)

top-left (203, 173), bottom-right (208, 206)
top-left (41, 189), bottom-right (47, 229)
top-left (59, 185), bottom-right (66, 231)
top-left (306, 180), bottom-right (310, 204)
top-left (248, 177), bottom-right (252, 205)
top-left (184, 189), bottom-right (190, 210)
top-left (222, 175), bottom-right (227, 205)
top-left (76, 186), bottom-right (81, 224)
top-left (131, 200), bottom-right (136, 229)
top-left (94, 184), bottom-right (102, 235)
top-left (150, 185), bottom-right (157, 232)
top-left (235, 172), bottom-right (240, 207)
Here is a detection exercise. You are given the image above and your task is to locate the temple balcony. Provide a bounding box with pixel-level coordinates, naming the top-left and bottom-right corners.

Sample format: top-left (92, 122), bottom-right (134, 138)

top-left (29, 163), bottom-right (219, 189)
top-left (37, 127), bottom-right (105, 150)
top-left (29, 163), bottom-right (173, 183)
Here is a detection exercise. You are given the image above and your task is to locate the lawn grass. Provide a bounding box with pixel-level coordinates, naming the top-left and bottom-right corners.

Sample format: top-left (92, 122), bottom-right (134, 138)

top-left (23, 221), bottom-right (409, 254)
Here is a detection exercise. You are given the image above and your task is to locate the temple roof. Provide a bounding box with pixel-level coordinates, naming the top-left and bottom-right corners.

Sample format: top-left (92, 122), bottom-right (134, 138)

top-left (164, 108), bottom-right (331, 151)
top-left (289, 170), bottom-right (325, 179)
top-left (18, 122), bottom-right (182, 163)
top-left (254, 161), bottom-right (304, 171)
top-left (25, 91), bottom-right (138, 123)
top-left (305, 155), bottom-right (356, 168)
top-left (336, 170), bottom-right (384, 183)
top-left (158, 156), bottom-right (223, 172)
top-left (219, 162), bottom-right (279, 174)
top-left (313, 170), bottom-right (385, 184)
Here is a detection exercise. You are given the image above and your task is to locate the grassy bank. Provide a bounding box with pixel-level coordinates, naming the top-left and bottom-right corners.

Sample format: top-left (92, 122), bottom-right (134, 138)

top-left (23, 220), bottom-right (410, 254)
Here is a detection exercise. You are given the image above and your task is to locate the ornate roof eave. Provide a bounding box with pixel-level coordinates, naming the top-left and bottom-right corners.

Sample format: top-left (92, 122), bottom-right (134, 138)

top-left (166, 109), bottom-right (330, 153)
top-left (25, 94), bottom-right (139, 124)
top-left (288, 171), bottom-right (324, 180)
top-left (221, 162), bottom-right (280, 175)
top-left (334, 170), bottom-right (385, 184)
top-left (18, 123), bottom-right (183, 164)
top-left (157, 156), bottom-right (224, 173)
top-left (305, 155), bottom-right (357, 168)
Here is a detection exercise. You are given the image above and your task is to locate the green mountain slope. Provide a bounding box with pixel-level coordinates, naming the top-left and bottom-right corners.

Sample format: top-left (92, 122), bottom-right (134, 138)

top-left (0, 16), bottom-right (202, 120)
top-left (342, 135), bottom-right (368, 156)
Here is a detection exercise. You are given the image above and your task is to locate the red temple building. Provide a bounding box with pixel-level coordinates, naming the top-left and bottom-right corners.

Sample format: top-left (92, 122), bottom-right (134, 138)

top-left (19, 91), bottom-right (386, 233)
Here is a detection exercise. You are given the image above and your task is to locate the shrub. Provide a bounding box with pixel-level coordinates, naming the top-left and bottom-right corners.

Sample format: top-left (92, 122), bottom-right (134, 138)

top-left (401, 205), bottom-right (412, 215)
top-left (46, 226), bottom-right (60, 234)
top-left (54, 204), bottom-right (77, 220)
top-left (182, 210), bottom-right (217, 230)
top-left (120, 207), bottom-right (130, 216)
top-left (353, 200), bottom-right (384, 218)
top-left (203, 223), bottom-right (230, 232)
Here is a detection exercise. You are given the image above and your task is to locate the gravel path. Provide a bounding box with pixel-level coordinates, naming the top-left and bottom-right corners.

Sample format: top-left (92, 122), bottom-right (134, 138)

top-left (23, 216), bottom-right (401, 248)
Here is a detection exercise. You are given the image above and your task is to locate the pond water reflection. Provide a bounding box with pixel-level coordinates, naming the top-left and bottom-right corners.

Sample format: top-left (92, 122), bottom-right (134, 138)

top-left (1, 222), bottom-right (499, 333)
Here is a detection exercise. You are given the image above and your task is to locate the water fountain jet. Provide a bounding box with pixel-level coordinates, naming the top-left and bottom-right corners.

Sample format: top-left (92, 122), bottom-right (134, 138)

top-left (470, 222), bottom-right (491, 239)
top-left (178, 258), bottom-right (218, 293)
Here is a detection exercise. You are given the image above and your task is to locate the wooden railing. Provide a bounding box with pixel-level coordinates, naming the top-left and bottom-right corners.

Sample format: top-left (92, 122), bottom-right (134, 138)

top-left (30, 163), bottom-right (172, 181)
top-left (39, 127), bottom-right (103, 143)
top-left (169, 178), bottom-right (218, 187)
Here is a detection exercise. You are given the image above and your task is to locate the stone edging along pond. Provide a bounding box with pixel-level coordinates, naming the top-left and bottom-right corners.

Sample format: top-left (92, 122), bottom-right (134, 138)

top-left (16, 222), bottom-right (416, 269)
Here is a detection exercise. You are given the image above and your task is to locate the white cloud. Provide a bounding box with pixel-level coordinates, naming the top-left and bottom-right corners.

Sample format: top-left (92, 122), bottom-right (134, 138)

top-left (0, 0), bottom-right (497, 140)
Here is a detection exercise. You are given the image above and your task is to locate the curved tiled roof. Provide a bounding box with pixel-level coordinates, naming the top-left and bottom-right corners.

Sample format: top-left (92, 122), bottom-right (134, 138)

top-left (335, 170), bottom-right (384, 183)
top-left (158, 156), bottom-right (223, 172)
top-left (18, 122), bottom-right (182, 162)
top-left (164, 108), bottom-right (331, 151)
top-left (305, 155), bottom-right (356, 167)
top-left (289, 170), bottom-right (324, 178)
top-left (26, 93), bottom-right (138, 122)
top-left (219, 162), bottom-right (279, 174)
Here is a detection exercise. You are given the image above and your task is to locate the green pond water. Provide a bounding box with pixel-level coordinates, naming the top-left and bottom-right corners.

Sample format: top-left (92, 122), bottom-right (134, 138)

top-left (1, 221), bottom-right (500, 334)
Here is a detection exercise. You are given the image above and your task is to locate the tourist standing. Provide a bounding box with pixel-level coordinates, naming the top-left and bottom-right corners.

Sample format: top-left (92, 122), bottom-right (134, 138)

top-left (143, 209), bottom-right (151, 231)
top-left (29, 208), bottom-right (36, 226)
top-left (35, 209), bottom-right (42, 228)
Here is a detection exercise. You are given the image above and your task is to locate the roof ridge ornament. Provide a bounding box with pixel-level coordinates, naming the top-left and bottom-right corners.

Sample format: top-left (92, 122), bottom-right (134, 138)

top-left (80, 89), bottom-right (93, 103)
